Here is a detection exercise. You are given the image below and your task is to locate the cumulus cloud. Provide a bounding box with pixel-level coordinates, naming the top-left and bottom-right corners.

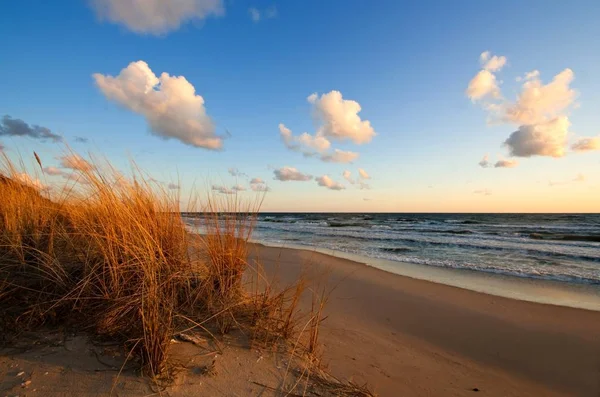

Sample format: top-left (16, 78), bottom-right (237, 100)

top-left (74, 136), bottom-right (89, 143)
top-left (0, 115), bottom-right (62, 142)
top-left (249, 177), bottom-right (270, 191)
top-left (504, 117), bottom-right (569, 158)
top-left (94, 61), bottom-right (221, 150)
top-left (320, 149), bottom-right (359, 163)
top-left (248, 5), bottom-right (276, 22)
top-left (228, 167), bottom-right (248, 177)
top-left (90, 0), bottom-right (224, 35)
top-left (232, 184), bottom-right (246, 192)
top-left (279, 90), bottom-right (375, 163)
top-left (342, 170), bottom-right (355, 184)
top-left (494, 159), bottom-right (519, 168)
top-left (43, 166), bottom-right (64, 176)
top-left (502, 68), bottom-right (576, 125)
top-left (480, 51), bottom-right (507, 72)
top-left (571, 136), bottom-right (600, 152)
top-left (473, 189), bottom-right (492, 196)
top-left (358, 168), bottom-right (370, 179)
top-left (212, 185), bottom-right (235, 194)
top-left (467, 71), bottom-right (501, 101)
top-left (308, 91), bottom-right (376, 144)
top-left (168, 183), bottom-right (180, 190)
top-left (316, 175), bottom-right (345, 191)
top-left (60, 154), bottom-right (94, 172)
top-left (279, 124), bottom-right (358, 163)
top-left (468, 52), bottom-right (581, 159)
top-left (478, 154), bottom-right (491, 168)
top-left (273, 166), bottom-right (312, 182)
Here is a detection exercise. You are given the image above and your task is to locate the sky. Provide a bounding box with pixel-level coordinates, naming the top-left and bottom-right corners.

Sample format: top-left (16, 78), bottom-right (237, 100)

top-left (1, 0), bottom-right (599, 213)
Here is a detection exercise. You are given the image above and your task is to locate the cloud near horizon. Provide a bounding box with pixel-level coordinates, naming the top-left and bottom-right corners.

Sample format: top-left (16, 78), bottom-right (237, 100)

top-left (494, 159), bottom-right (519, 168)
top-left (94, 61), bottom-right (221, 150)
top-left (228, 167), bottom-right (248, 178)
top-left (316, 175), bottom-right (345, 190)
top-left (273, 166), bottom-right (312, 182)
top-left (571, 136), bottom-right (600, 152)
top-left (0, 115), bottom-right (62, 142)
top-left (91, 0), bottom-right (224, 35)
top-left (473, 189), bottom-right (492, 196)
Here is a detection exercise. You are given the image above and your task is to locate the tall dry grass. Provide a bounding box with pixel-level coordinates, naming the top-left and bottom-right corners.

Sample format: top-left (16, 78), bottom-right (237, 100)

top-left (0, 151), bottom-right (329, 382)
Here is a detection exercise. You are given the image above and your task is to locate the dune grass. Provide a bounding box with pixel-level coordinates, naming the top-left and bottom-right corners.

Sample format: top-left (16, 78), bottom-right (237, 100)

top-left (0, 151), bottom-right (375, 395)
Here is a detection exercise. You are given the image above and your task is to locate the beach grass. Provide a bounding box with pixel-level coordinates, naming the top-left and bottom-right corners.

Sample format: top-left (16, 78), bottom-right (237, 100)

top-left (0, 151), bottom-right (337, 389)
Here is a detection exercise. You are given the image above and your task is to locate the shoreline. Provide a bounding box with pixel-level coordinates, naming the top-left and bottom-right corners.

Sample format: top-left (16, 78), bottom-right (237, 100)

top-left (248, 242), bottom-right (600, 396)
top-left (251, 239), bottom-right (600, 311)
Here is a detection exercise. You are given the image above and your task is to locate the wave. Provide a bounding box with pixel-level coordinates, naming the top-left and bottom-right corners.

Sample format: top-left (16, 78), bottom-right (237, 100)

top-left (529, 232), bottom-right (600, 243)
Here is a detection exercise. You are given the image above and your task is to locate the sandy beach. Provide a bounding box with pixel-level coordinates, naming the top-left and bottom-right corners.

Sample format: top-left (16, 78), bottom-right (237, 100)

top-left (250, 243), bottom-right (600, 397)
top-left (2, 242), bottom-right (599, 396)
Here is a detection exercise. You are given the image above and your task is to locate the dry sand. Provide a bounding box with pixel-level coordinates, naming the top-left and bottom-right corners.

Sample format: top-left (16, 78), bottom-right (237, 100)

top-left (249, 243), bottom-right (600, 397)
top-left (2, 243), bottom-right (599, 396)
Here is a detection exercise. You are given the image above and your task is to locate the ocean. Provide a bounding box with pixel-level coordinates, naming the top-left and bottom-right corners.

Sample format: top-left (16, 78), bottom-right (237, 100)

top-left (248, 213), bottom-right (600, 285)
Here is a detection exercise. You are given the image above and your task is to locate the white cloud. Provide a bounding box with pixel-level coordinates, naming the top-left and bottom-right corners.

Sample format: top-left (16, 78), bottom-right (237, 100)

top-left (15, 173), bottom-right (51, 192)
top-left (502, 68), bottom-right (576, 125)
top-left (43, 166), bottom-right (64, 176)
top-left (359, 181), bottom-right (370, 190)
top-left (494, 159), bottom-right (519, 168)
top-left (94, 61), bottom-right (221, 150)
top-left (316, 175), bottom-right (345, 191)
top-left (504, 117), bottom-right (569, 158)
top-left (358, 168), bottom-right (370, 179)
top-left (320, 149), bottom-right (359, 163)
top-left (308, 91), bottom-right (376, 144)
top-left (467, 69), bottom-right (500, 101)
top-left (248, 6), bottom-right (276, 22)
top-left (249, 177), bottom-right (270, 191)
top-left (480, 51), bottom-right (507, 72)
top-left (279, 124), bottom-right (358, 163)
top-left (273, 166), bottom-right (312, 182)
top-left (228, 167), bottom-right (248, 177)
top-left (478, 154), bottom-right (491, 168)
top-left (342, 170), bottom-right (355, 184)
top-left (279, 90), bottom-right (374, 163)
top-left (469, 54), bottom-right (580, 159)
top-left (473, 189), bottom-right (492, 196)
top-left (232, 184), bottom-right (246, 191)
top-left (168, 183), bottom-right (180, 190)
top-left (212, 184), bottom-right (235, 194)
top-left (91, 0), bottom-right (224, 35)
top-left (249, 7), bottom-right (260, 22)
top-left (60, 154), bottom-right (94, 172)
top-left (63, 173), bottom-right (91, 185)
top-left (571, 136), bottom-right (600, 152)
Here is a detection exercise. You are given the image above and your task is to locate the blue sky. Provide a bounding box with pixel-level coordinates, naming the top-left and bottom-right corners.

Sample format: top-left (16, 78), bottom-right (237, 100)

top-left (1, 0), bottom-right (599, 212)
